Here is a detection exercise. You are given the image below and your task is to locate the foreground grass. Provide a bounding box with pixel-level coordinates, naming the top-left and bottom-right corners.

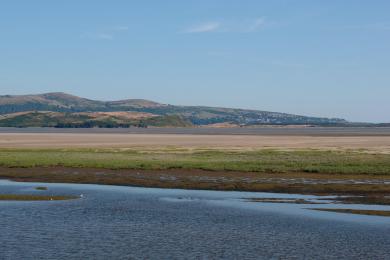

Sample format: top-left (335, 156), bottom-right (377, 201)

top-left (0, 148), bottom-right (390, 175)
top-left (0, 194), bottom-right (78, 201)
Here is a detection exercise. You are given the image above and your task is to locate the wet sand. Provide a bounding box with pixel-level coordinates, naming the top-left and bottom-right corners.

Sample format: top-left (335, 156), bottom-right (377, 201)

top-left (1, 167), bottom-right (390, 198)
top-left (0, 132), bottom-right (390, 152)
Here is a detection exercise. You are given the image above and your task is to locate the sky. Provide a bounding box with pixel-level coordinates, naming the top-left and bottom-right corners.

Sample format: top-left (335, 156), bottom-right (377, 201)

top-left (0, 1), bottom-right (389, 122)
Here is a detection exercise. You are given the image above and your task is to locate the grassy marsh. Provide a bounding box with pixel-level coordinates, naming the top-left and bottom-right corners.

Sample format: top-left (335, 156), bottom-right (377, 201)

top-left (0, 148), bottom-right (390, 175)
top-left (0, 148), bottom-right (389, 198)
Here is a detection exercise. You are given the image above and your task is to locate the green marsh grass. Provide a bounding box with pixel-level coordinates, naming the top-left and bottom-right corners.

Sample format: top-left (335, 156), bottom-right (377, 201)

top-left (0, 148), bottom-right (390, 175)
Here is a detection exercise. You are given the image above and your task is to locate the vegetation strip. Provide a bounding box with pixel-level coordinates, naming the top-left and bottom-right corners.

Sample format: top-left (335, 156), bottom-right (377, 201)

top-left (1, 148), bottom-right (390, 175)
top-left (0, 148), bottom-right (389, 200)
top-left (309, 208), bottom-right (390, 217)
top-left (1, 167), bottom-right (390, 200)
top-left (246, 198), bottom-right (322, 204)
top-left (0, 194), bottom-right (78, 201)
top-left (35, 186), bottom-right (48, 190)
top-left (246, 196), bottom-right (390, 205)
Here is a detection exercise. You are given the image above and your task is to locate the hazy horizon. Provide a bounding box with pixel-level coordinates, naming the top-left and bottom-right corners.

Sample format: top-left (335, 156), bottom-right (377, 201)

top-left (1, 1), bottom-right (389, 123)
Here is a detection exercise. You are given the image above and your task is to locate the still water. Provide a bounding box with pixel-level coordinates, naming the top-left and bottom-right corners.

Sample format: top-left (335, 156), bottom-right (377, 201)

top-left (1, 180), bottom-right (389, 259)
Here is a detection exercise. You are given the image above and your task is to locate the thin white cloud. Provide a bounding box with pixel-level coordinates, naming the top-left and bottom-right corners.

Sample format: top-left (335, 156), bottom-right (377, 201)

top-left (246, 18), bottom-right (266, 32)
top-left (112, 26), bottom-right (129, 31)
top-left (81, 32), bottom-right (114, 40)
top-left (184, 18), bottom-right (267, 33)
top-left (96, 33), bottom-right (114, 40)
top-left (81, 25), bottom-right (128, 41)
top-left (184, 22), bottom-right (221, 33)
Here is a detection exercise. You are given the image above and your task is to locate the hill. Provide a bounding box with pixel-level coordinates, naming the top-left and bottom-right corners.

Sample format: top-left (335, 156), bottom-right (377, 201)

top-left (0, 92), bottom-right (348, 127)
top-left (0, 111), bottom-right (192, 128)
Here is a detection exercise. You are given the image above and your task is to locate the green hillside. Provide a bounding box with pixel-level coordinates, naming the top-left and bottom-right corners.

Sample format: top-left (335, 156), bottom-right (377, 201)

top-left (0, 111), bottom-right (192, 128)
top-left (0, 92), bottom-right (348, 127)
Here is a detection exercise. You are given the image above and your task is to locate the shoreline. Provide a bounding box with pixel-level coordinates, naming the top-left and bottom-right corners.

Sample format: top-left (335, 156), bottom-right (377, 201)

top-left (1, 166), bottom-right (389, 199)
top-left (1, 146), bottom-right (389, 205)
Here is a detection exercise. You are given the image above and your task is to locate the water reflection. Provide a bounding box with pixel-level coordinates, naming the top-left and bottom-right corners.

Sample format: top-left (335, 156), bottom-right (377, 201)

top-left (1, 180), bottom-right (390, 259)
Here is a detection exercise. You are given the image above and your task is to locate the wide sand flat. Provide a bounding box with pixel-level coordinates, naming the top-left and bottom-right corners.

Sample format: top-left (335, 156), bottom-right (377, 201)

top-left (1, 132), bottom-right (390, 152)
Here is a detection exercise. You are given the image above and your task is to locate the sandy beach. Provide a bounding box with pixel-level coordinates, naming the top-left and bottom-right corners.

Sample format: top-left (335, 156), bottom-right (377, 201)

top-left (1, 132), bottom-right (390, 153)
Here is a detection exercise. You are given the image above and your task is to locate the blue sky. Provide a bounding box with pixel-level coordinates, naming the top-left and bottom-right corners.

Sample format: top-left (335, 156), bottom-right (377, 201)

top-left (1, 1), bottom-right (389, 122)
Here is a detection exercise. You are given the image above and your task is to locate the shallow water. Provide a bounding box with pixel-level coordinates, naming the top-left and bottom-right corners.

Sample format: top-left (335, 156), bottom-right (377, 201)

top-left (1, 180), bottom-right (390, 259)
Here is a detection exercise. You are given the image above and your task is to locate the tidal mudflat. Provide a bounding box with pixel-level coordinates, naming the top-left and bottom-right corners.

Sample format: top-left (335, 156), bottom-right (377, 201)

top-left (1, 180), bottom-right (390, 259)
top-left (0, 194), bottom-right (77, 201)
top-left (1, 127), bottom-right (390, 153)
